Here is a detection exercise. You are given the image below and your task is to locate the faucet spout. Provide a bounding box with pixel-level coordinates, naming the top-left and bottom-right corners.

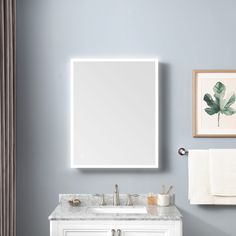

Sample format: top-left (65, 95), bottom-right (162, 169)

top-left (113, 184), bottom-right (120, 206)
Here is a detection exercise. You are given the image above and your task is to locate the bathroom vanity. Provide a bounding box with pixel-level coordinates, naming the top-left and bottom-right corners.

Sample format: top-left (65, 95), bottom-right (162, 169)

top-left (49, 194), bottom-right (183, 236)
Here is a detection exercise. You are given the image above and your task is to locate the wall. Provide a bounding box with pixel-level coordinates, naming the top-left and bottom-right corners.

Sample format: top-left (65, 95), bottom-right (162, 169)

top-left (17, 0), bottom-right (236, 235)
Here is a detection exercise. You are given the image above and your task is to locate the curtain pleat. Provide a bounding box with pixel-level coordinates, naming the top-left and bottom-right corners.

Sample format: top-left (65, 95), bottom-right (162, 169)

top-left (0, 0), bottom-right (16, 236)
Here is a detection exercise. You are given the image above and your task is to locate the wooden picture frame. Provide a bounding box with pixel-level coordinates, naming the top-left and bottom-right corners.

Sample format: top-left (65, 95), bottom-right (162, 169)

top-left (193, 70), bottom-right (236, 137)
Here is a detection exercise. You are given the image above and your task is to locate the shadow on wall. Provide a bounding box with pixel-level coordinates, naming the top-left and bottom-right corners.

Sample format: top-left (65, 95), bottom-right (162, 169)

top-left (158, 62), bottom-right (171, 172)
top-left (180, 208), bottom-right (230, 236)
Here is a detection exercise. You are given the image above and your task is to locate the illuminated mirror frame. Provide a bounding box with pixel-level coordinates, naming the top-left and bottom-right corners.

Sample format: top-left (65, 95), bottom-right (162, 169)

top-left (70, 58), bottom-right (159, 168)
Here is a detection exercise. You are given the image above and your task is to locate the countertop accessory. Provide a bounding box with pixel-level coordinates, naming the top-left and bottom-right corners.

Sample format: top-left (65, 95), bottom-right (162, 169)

top-left (158, 185), bottom-right (173, 207)
top-left (147, 193), bottom-right (157, 205)
top-left (161, 185), bottom-right (173, 195)
top-left (126, 194), bottom-right (139, 206)
top-left (161, 185), bottom-right (165, 194)
top-left (68, 198), bottom-right (81, 207)
top-left (158, 194), bottom-right (170, 206)
top-left (166, 185), bottom-right (173, 194)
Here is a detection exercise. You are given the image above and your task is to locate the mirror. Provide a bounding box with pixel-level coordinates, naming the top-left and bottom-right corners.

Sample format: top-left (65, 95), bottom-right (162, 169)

top-left (70, 59), bottom-right (159, 168)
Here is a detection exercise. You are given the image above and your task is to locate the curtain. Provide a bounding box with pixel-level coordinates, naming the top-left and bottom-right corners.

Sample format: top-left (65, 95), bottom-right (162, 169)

top-left (0, 0), bottom-right (16, 236)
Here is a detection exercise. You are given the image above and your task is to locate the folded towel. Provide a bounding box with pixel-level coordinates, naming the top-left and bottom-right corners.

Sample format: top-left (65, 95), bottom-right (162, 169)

top-left (188, 149), bottom-right (236, 204)
top-left (209, 149), bottom-right (236, 196)
top-left (188, 150), bottom-right (212, 204)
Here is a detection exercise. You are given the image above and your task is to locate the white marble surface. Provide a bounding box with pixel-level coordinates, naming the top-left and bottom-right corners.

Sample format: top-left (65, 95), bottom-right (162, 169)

top-left (49, 194), bottom-right (182, 221)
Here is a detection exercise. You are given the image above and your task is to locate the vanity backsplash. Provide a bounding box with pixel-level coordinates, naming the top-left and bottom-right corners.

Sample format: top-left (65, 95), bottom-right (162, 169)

top-left (59, 194), bottom-right (175, 207)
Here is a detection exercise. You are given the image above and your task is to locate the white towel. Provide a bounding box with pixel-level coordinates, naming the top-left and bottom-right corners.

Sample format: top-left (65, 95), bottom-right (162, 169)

top-left (188, 150), bottom-right (212, 204)
top-left (188, 149), bottom-right (236, 204)
top-left (209, 149), bottom-right (236, 196)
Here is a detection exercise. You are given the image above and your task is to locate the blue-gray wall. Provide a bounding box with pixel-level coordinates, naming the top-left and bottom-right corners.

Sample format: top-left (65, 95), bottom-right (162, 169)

top-left (17, 0), bottom-right (236, 235)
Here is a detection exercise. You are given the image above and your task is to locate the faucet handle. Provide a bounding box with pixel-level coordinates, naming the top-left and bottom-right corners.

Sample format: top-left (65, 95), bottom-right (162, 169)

top-left (94, 193), bottom-right (106, 206)
top-left (126, 194), bottom-right (139, 206)
top-left (126, 194), bottom-right (132, 206)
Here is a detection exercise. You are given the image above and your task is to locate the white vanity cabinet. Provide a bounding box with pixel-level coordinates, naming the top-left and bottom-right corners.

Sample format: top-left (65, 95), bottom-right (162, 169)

top-left (49, 195), bottom-right (183, 236)
top-left (50, 220), bottom-right (182, 236)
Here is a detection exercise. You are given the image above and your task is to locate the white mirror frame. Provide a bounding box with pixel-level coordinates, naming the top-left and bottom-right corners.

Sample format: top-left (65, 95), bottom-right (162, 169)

top-left (70, 58), bottom-right (159, 168)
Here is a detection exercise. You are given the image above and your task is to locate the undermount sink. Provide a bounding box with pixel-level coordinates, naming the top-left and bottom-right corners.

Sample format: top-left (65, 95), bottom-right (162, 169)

top-left (87, 206), bottom-right (147, 214)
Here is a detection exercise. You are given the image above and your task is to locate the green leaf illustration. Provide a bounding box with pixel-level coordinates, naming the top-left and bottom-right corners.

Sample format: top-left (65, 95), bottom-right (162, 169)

top-left (213, 81), bottom-right (225, 96)
top-left (224, 94), bottom-right (236, 108)
top-left (203, 82), bottom-right (236, 127)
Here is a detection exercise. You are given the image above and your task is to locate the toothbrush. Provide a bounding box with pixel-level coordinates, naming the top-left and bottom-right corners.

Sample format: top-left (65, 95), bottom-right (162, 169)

top-left (166, 185), bottom-right (173, 194)
top-left (162, 185), bottom-right (165, 194)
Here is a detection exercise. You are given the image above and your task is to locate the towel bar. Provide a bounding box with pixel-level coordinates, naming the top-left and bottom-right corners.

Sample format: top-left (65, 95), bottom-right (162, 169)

top-left (178, 148), bottom-right (188, 156)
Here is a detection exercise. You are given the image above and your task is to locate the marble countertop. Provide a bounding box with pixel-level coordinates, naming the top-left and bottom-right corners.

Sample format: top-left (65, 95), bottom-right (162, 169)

top-left (48, 194), bottom-right (182, 221)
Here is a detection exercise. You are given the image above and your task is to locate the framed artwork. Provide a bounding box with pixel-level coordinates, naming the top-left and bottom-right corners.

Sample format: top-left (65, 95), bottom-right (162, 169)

top-left (193, 70), bottom-right (236, 137)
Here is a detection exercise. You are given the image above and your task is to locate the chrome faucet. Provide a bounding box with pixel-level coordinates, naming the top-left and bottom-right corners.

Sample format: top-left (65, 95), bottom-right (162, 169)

top-left (113, 184), bottom-right (120, 206)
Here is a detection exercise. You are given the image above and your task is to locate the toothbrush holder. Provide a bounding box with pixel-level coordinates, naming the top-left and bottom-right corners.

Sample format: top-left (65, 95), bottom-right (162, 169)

top-left (158, 193), bottom-right (170, 207)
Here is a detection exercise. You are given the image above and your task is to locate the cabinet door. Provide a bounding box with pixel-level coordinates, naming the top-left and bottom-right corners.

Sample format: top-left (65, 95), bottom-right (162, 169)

top-left (54, 222), bottom-right (114, 236)
top-left (116, 220), bottom-right (182, 236)
top-left (117, 229), bottom-right (170, 236)
top-left (63, 229), bottom-right (111, 236)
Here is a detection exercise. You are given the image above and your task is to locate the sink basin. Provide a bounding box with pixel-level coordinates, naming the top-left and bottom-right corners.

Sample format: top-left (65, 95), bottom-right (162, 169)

top-left (87, 206), bottom-right (147, 214)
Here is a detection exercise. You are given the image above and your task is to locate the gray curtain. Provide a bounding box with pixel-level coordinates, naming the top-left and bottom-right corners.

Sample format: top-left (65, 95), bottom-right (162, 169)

top-left (0, 0), bottom-right (16, 236)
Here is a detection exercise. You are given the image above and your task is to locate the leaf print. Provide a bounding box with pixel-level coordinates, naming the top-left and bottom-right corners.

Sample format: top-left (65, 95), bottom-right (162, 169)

top-left (203, 82), bottom-right (236, 127)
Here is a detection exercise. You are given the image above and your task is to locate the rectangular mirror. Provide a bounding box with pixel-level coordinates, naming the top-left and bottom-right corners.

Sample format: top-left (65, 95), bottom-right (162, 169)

top-left (70, 59), bottom-right (159, 168)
